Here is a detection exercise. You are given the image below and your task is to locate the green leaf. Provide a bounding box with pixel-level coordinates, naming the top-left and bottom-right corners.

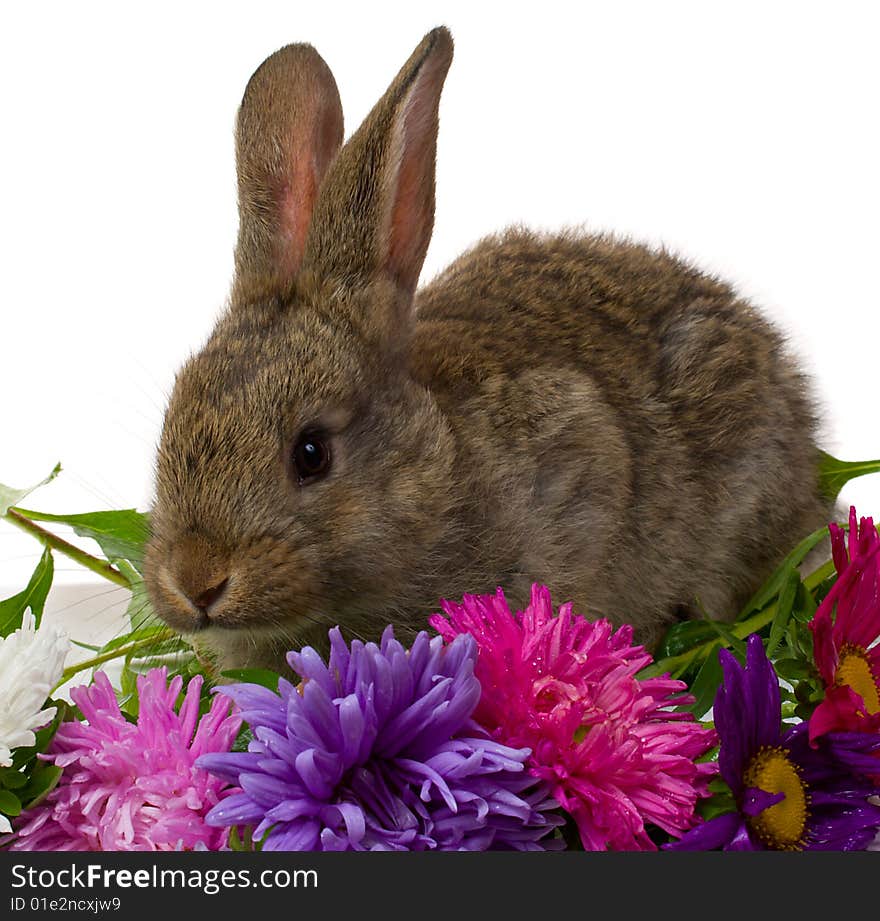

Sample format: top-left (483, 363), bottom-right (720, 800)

top-left (0, 546), bottom-right (54, 635)
top-left (707, 778), bottom-right (731, 795)
top-left (688, 644), bottom-right (726, 720)
top-left (794, 680), bottom-right (825, 707)
top-left (818, 450), bottom-right (880, 503)
top-left (697, 790), bottom-right (736, 822)
top-left (228, 824), bottom-right (259, 852)
top-left (20, 763), bottom-right (64, 810)
top-left (0, 789), bottom-right (22, 817)
top-left (0, 464), bottom-right (61, 517)
top-left (771, 657), bottom-right (812, 681)
top-left (706, 620), bottom-right (748, 658)
top-left (811, 574), bottom-right (838, 608)
top-left (99, 622), bottom-right (170, 656)
top-left (655, 620), bottom-right (719, 660)
top-left (766, 568), bottom-right (800, 658)
top-left (220, 668), bottom-right (283, 691)
top-left (795, 621), bottom-right (814, 662)
top-left (11, 508), bottom-right (149, 572)
top-left (232, 726), bottom-right (254, 753)
top-left (783, 621), bottom-right (803, 658)
top-left (639, 647), bottom-right (698, 681)
top-left (794, 702), bottom-right (818, 722)
top-left (791, 581), bottom-right (818, 625)
top-left (119, 659), bottom-right (141, 718)
top-left (0, 767), bottom-right (29, 791)
top-left (228, 825), bottom-right (245, 851)
top-left (738, 525), bottom-right (829, 619)
top-left (781, 699), bottom-right (799, 719)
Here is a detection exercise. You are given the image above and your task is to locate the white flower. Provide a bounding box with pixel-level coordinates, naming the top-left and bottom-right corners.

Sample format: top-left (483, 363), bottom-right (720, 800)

top-left (0, 612), bottom-right (69, 767)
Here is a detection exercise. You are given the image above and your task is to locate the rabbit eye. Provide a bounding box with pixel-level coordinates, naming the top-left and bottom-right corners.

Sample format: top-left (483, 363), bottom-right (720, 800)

top-left (292, 430), bottom-right (332, 485)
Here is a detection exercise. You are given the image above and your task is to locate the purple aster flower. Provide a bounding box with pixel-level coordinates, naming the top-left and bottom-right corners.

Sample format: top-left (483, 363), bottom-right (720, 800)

top-left (667, 634), bottom-right (880, 851)
top-left (197, 627), bottom-right (563, 851)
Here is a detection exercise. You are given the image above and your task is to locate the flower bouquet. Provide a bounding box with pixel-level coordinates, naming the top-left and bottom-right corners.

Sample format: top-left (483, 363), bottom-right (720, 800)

top-left (1, 453), bottom-right (880, 852)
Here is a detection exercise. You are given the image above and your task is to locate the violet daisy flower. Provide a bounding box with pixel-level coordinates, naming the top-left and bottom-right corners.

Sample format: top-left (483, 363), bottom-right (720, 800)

top-left (667, 634), bottom-right (880, 850)
top-left (429, 584), bottom-right (718, 850)
top-left (808, 506), bottom-right (880, 743)
top-left (197, 627), bottom-right (562, 851)
top-left (8, 669), bottom-right (241, 851)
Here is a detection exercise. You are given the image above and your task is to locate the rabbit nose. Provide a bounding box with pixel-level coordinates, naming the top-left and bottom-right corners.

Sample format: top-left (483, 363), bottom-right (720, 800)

top-left (191, 577), bottom-right (229, 612)
top-left (170, 533), bottom-right (230, 617)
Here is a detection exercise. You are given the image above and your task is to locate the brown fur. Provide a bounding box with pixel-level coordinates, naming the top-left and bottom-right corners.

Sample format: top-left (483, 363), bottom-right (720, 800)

top-left (144, 28), bottom-right (832, 671)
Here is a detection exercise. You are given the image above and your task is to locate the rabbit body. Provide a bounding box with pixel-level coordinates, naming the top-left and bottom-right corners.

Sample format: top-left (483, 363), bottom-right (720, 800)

top-left (410, 229), bottom-right (828, 648)
top-left (144, 28), bottom-right (831, 671)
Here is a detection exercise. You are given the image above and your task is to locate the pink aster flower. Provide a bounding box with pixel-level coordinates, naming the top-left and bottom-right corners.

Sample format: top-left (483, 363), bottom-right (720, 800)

top-left (808, 506), bottom-right (880, 744)
top-left (8, 668), bottom-right (241, 851)
top-left (430, 584), bottom-right (718, 851)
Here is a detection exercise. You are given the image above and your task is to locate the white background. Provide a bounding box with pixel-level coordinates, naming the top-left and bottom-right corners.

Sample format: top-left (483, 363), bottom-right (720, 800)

top-left (2, 1), bottom-right (878, 621)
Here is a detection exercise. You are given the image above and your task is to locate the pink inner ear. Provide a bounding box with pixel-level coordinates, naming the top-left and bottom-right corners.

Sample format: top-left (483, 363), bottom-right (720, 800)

top-left (276, 154), bottom-right (320, 280)
top-left (277, 92), bottom-right (343, 280)
top-left (385, 49), bottom-right (449, 295)
top-left (388, 122), bottom-right (433, 293)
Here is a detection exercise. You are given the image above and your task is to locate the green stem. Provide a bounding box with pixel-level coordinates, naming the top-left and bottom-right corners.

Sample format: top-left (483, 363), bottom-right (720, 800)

top-left (53, 629), bottom-right (178, 691)
top-left (4, 508), bottom-right (129, 588)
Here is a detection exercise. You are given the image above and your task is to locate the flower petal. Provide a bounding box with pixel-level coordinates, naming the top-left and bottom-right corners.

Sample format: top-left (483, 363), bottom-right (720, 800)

top-left (741, 786), bottom-right (784, 817)
top-left (664, 812), bottom-right (743, 851)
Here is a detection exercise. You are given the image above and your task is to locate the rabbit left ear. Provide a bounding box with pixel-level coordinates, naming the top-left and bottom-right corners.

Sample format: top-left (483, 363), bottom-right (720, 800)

top-left (232, 43), bottom-right (344, 304)
top-left (301, 28), bottom-right (454, 301)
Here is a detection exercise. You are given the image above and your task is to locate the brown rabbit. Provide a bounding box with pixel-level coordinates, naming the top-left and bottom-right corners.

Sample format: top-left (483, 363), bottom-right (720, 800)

top-left (143, 27), bottom-right (832, 672)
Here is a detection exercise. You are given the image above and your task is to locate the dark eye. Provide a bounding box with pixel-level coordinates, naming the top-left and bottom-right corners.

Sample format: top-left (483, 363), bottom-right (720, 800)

top-left (292, 430), bottom-right (332, 484)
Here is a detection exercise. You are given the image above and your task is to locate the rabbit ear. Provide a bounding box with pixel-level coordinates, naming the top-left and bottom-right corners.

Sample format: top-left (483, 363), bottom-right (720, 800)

top-left (232, 44), bottom-right (344, 303)
top-left (300, 28), bottom-right (453, 305)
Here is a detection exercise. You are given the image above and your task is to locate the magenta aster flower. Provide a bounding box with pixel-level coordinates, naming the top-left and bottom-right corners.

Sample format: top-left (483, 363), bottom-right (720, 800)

top-left (667, 634), bottom-right (880, 851)
top-left (8, 669), bottom-right (241, 851)
top-left (429, 584), bottom-right (718, 850)
top-left (809, 506), bottom-right (880, 743)
top-left (197, 627), bottom-right (563, 851)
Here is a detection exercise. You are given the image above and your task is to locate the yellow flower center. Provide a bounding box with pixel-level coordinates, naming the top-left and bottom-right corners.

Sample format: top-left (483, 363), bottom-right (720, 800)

top-left (743, 747), bottom-right (808, 850)
top-left (835, 645), bottom-right (880, 715)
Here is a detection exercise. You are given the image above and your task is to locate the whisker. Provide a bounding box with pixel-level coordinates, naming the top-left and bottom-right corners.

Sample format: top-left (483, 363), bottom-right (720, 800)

top-left (65, 469), bottom-right (127, 512)
top-left (48, 584), bottom-right (130, 614)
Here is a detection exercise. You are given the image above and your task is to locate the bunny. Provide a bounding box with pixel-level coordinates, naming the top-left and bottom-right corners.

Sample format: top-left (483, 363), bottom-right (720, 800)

top-left (143, 27), bottom-right (833, 673)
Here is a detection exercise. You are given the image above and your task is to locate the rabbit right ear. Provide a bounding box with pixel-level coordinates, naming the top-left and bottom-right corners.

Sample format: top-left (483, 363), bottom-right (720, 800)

top-left (299, 29), bottom-right (453, 322)
top-left (232, 44), bottom-right (344, 304)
